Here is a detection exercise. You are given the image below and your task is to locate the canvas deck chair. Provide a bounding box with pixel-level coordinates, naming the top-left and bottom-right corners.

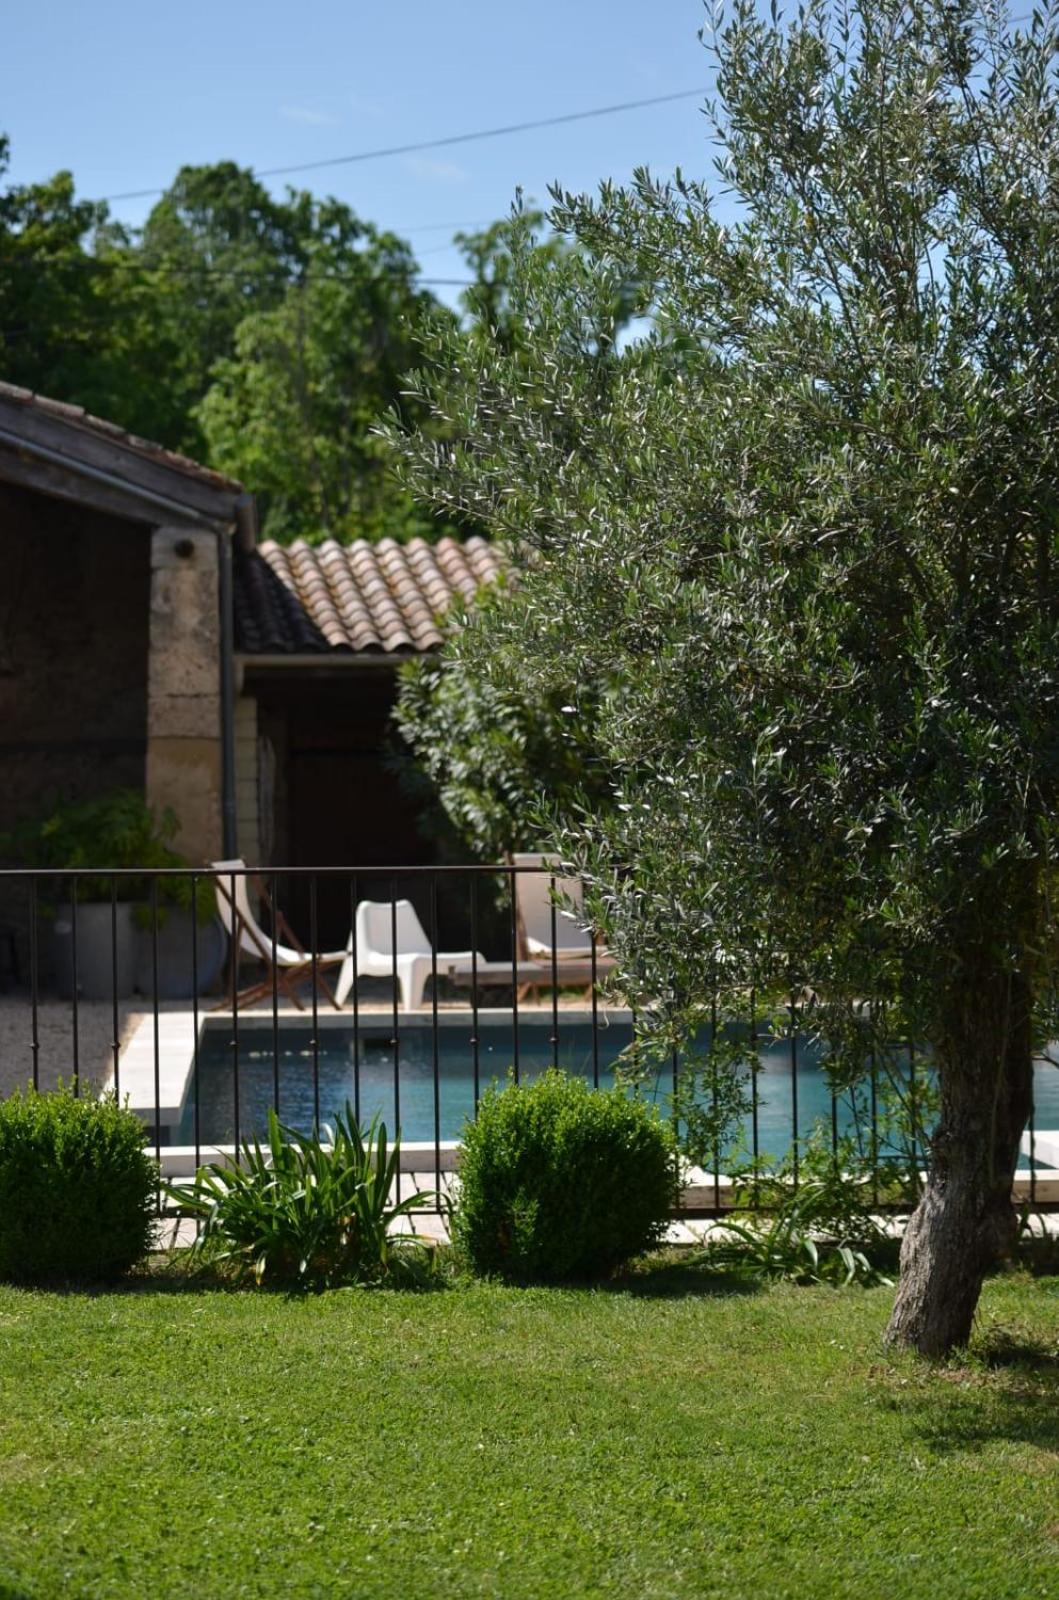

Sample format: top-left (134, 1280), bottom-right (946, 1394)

top-left (509, 852), bottom-right (615, 997)
top-left (211, 859), bottom-right (346, 1011)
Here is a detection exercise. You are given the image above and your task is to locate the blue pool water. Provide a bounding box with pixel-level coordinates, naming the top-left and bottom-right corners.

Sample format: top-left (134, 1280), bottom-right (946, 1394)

top-left (175, 1019), bottom-right (1059, 1164)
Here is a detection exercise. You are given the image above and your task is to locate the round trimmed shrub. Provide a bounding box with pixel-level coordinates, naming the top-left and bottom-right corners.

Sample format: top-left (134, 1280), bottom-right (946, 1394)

top-left (0, 1087), bottom-right (157, 1283)
top-left (453, 1070), bottom-right (681, 1283)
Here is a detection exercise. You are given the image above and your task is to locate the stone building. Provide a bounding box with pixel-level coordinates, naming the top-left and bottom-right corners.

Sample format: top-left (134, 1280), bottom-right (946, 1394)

top-left (0, 384), bottom-right (501, 951)
top-left (0, 382), bottom-right (248, 865)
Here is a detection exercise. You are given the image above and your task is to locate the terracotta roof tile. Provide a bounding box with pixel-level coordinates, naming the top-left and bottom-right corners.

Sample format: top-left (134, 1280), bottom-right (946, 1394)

top-left (234, 535), bottom-right (505, 655)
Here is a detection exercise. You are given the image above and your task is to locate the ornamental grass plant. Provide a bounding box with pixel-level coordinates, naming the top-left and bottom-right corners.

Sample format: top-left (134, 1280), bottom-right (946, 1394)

top-left (170, 1106), bottom-right (434, 1290)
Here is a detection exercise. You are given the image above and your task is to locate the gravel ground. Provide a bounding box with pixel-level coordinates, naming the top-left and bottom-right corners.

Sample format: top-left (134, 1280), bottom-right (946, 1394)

top-left (0, 994), bottom-right (148, 1098)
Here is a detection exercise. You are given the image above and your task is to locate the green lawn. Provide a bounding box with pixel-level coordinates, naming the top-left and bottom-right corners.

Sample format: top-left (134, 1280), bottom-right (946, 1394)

top-left (0, 1266), bottom-right (1057, 1600)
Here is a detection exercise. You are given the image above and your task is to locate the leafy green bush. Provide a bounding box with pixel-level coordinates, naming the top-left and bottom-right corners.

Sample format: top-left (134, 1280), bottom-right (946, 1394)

top-left (2, 787), bottom-right (212, 920)
top-left (0, 1087), bottom-right (157, 1283)
top-left (170, 1107), bottom-right (434, 1290)
top-left (453, 1070), bottom-right (680, 1283)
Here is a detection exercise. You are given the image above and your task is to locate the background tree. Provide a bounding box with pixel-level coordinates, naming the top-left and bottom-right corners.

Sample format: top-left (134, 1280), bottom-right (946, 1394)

top-left (389, 0), bottom-right (1059, 1356)
top-left (196, 224), bottom-right (445, 543)
top-left (0, 150), bottom-right (455, 540)
top-left (0, 136), bottom-right (135, 418)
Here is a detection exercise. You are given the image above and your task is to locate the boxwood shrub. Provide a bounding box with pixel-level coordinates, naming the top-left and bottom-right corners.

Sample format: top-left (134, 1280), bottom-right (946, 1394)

top-left (453, 1070), bottom-right (681, 1283)
top-left (0, 1086), bottom-right (157, 1283)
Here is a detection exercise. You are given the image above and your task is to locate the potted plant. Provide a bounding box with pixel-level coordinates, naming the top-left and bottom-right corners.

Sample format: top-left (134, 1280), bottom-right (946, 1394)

top-left (4, 790), bottom-right (224, 999)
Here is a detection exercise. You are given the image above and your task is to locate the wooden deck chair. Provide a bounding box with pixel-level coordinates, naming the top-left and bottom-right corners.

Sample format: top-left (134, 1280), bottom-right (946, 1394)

top-left (509, 853), bottom-right (615, 1000)
top-left (210, 860), bottom-right (346, 1011)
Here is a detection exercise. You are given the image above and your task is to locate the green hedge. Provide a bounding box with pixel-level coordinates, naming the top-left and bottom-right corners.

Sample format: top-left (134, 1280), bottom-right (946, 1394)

top-left (453, 1070), bottom-right (680, 1283)
top-left (0, 1087), bottom-right (157, 1283)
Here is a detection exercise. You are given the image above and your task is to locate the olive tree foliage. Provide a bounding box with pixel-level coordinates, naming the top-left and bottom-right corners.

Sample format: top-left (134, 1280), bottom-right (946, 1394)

top-left (391, 208), bottom-right (637, 856)
top-left (392, 585), bottom-right (611, 860)
top-left (388, 0), bottom-right (1059, 1355)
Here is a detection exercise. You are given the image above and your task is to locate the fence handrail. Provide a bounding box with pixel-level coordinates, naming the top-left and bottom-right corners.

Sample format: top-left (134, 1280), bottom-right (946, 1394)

top-left (0, 863), bottom-right (554, 879)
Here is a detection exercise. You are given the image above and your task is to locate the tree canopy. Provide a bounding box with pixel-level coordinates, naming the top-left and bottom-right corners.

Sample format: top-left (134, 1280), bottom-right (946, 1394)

top-left (0, 149), bottom-right (462, 541)
top-left (389, 0), bottom-right (1059, 1355)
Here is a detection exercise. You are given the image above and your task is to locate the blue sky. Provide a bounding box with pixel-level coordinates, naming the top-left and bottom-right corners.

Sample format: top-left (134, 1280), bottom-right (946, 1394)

top-left (2, 1), bottom-right (718, 304)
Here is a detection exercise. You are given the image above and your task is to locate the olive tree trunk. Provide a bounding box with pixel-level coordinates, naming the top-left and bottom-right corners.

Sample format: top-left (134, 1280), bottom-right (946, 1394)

top-left (885, 964), bottom-right (1034, 1357)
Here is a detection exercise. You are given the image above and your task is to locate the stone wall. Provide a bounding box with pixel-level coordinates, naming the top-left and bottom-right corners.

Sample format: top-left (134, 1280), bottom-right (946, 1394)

top-left (0, 481), bottom-right (151, 842)
top-left (145, 526), bottom-right (223, 863)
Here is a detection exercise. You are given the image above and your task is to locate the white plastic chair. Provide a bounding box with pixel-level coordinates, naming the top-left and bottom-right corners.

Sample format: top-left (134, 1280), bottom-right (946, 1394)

top-left (511, 852), bottom-right (603, 956)
top-left (211, 860), bottom-right (347, 1011)
top-left (347, 898), bottom-right (480, 1011)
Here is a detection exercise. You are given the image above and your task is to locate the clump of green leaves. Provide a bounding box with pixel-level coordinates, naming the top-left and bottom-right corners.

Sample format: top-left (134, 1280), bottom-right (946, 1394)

top-left (2, 787), bottom-right (212, 920)
top-left (0, 1086), bottom-right (157, 1283)
top-left (701, 1180), bottom-right (894, 1288)
top-left (170, 1107), bottom-right (434, 1290)
top-left (392, 585), bottom-right (614, 861)
top-left (453, 1070), bottom-right (681, 1283)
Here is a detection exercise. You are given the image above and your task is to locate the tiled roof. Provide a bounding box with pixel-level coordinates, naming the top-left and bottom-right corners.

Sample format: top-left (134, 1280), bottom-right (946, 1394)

top-left (234, 535), bottom-right (505, 655)
top-left (0, 380), bottom-right (242, 492)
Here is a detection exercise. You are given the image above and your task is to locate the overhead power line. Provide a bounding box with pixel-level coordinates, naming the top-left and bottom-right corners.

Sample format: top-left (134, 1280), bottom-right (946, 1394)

top-left (0, 252), bottom-right (475, 287)
top-left (101, 88), bottom-right (707, 204)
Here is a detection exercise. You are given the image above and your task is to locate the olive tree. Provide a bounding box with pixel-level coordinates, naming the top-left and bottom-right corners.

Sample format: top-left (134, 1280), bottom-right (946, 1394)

top-left (388, 0), bottom-right (1059, 1356)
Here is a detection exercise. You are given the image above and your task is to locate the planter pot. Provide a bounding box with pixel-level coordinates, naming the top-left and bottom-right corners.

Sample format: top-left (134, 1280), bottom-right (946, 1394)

top-left (51, 901), bottom-right (138, 1000)
top-left (135, 911), bottom-right (228, 1000)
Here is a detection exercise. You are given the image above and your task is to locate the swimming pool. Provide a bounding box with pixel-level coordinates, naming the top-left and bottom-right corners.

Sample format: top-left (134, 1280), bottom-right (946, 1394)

top-left (174, 1015), bottom-right (1059, 1163)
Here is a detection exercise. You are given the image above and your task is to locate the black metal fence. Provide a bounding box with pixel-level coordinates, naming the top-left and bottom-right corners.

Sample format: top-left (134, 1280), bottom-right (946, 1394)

top-left (0, 863), bottom-right (1055, 1217)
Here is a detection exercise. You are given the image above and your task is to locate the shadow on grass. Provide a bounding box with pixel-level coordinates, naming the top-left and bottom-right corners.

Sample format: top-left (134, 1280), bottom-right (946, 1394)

top-left (606, 1253), bottom-right (763, 1299)
top-left (7, 1251), bottom-right (452, 1300)
top-left (886, 1324), bottom-right (1059, 1458)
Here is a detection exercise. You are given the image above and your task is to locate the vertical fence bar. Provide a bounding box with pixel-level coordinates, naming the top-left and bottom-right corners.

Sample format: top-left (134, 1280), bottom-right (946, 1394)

top-left (230, 870), bottom-right (240, 1157)
top-left (351, 874), bottom-right (360, 1124)
top-left (711, 986), bottom-right (721, 1214)
top-left (470, 875), bottom-right (480, 1111)
top-left (1029, 1065), bottom-right (1037, 1209)
top-left (151, 877), bottom-right (161, 1190)
top-left (390, 879), bottom-right (401, 1203)
top-left (749, 987), bottom-right (759, 1190)
top-left (431, 873), bottom-right (441, 1197)
top-left (830, 1062), bottom-right (839, 1165)
top-left (908, 1041), bottom-right (918, 1173)
top-left (28, 876), bottom-right (39, 1091)
top-left (191, 872), bottom-right (201, 1170)
top-left (271, 872), bottom-right (280, 1120)
top-left (590, 934), bottom-right (599, 1090)
top-left (70, 876), bottom-right (80, 1096)
top-left (869, 1044), bottom-right (879, 1211)
top-left (671, 1046), bottom-right (680, 1143)
top-left (510, 865), bottom-right (520, 1086)
top-left (549, 873), bottom-right (559, 1071)
top-left (110, 878), bottom-right (121, 1098)
top-left (310, 874), bottom-right (320, 1131)
top-left (789, 991), bottom-right (799, 1188)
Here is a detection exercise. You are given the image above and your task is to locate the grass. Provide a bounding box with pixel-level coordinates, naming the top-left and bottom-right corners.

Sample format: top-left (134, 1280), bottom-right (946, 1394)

top-left (0, 1263), bottom-right (1057, 1599)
